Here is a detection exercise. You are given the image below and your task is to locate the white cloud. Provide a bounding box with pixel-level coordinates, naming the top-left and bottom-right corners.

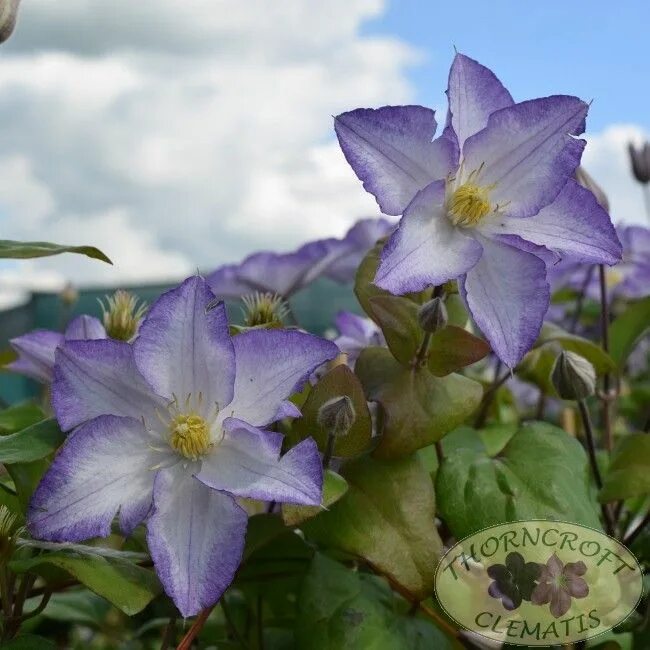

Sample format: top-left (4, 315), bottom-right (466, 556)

top-left (0, 0), bottom-right (415, 301)
top-left (583, 124), bottom-right (649, 226)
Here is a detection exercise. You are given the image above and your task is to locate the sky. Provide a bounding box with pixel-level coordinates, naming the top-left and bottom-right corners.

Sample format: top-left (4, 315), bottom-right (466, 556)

top-left (0, 0), bottom-right (648, 305)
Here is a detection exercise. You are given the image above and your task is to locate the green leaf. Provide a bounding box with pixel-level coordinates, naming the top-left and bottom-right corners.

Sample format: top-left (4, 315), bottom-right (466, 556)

top-left (296, 554), bottom-right (456, 650)
top-left (532, 322), bottom-right (615, 374)
top-left (22, 590), bottom-right (110, 627)
top-left (0, 419), bottom-right (65, 464)
top-left (427, 326), bottom-right (490, 376)
top-left (436, 421), bottom-right (601, 539)
top-left (11, 553), bottom-right (161, 615)
top-left (283, 470), bottom-right (348, 527)
top-left (6, 460), bottom-right (49, 512)
top-left (600, 433), bottom-right (650, 503)
top-left (0, 634), bottom-right (56, 649)
top-left (354, 242), bottom-right (390, 319)
top-left (0, 402), bottom-right (45, 434)
top-left (0, 240), bottom-right (111, 264)
top-left (294, 364), bottom-right (372, 457)
top-left (368, 295), bottom-right (421, 365)
top-left (355, 347), bottom-right (482, 457)
top-left (304, 455), bottom-right (442, 600)
top-left (609, 297), bottom-right (650, 369)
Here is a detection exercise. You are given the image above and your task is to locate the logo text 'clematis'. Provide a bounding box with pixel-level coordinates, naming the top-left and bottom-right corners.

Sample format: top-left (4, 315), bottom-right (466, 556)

top-left (335, 53), bottom-right (622, 366)
top-left (27, 276), bottom-right (338, 617)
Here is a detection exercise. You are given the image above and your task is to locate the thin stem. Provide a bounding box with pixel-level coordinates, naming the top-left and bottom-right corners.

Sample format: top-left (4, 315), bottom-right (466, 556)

top-left (598, 265), bottom-right (613, 453)
top-left (569, 265), bottom-right (595, 333)
top-left (160, 615), bottom-right (177, 650)
top-left (322, 432), bottom-right (336, 470)
top-left (577, 400), bottom-right (615, 536)
top-left (256, 595), bottom-right (264, 650)
top-left (474, 361), bottom-right (510, 428)
top-left (16, 589), bottom-right (51, 623)
top-left (414, 332), bottom-right (432, 366)
top-left (176, 605), bottom-right (214, 650)
top-left (624, 511), bottom-right (650, 547)
top-left (434, 441), bottom-right (444, 465)
top-left (221, 597), bottom-right (249, 649)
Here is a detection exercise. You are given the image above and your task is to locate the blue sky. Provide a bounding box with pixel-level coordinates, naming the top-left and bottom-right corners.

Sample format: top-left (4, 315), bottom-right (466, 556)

top-left (366, 0), bottom-right (650, 133)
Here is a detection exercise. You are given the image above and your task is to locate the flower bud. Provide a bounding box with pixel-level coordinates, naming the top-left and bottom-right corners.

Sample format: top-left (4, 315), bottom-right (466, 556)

top-left (241, 291), bottom-right (288, 328)
top-left (628, 141), bottom-right (650, 184)
top-left (551, 351), bottom-right (596, 401)
top-left (100, 290), bottom-right (147, 341)
top-left (317, 395), bottom-right (355, 437)
top-left (575, 166), bottom-right (609, 212)
top-left (0, 0), bottom-right (20, 44)
top-left (60, 282), bottom-right (79, 308)
top-left (418, 297), bottom-right (448, 334)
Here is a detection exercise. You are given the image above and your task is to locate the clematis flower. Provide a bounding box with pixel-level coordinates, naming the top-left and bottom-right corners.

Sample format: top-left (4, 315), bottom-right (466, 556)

top-left (486, 552), bottom-right (541, 610)
top-left (333, 311), bottom-right (385, 367)
top-left (27, 276), bottom-right (338, 617)
top-left (548, 224), bottom-right (650, 306)
top-left (531, 554), bottom-right (588, 618)
top-left (206, 218), bottom-right (393, 300)
top-left (8, 315), bottom-right (106, 384)
top-left (335, 53), bottom-right (621, 366)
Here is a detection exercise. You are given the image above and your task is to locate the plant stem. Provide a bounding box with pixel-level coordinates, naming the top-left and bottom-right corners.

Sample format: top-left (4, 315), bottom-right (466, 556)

top-left (434, 441), bottom-right (444, 464)
top-left (222, 597), bottom-right (249, 648)
top-left (176, 605), bottom-right (214, 650)
top-left (256, 595), bottom-right (264, 650)
top-left (322, 432), bottom-right (336, 470)
top-left (577, 400), bottom-right (615, 536)
top-left (569, 265), bottom-right (595, 333)
top-left (644, 185), bottom-right (650, 223)
top-left (598, 265), bottom-right (614, 453)
top-left (474, 360), bottom-right (510, 428)
top-left (161, 615), bottom-right (177, 650)
top-left (414, 332), bottom-right (432, 366)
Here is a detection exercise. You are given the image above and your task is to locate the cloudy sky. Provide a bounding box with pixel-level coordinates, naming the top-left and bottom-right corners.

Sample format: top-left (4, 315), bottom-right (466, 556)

top-left (0, 0), bottom-right (648, 302)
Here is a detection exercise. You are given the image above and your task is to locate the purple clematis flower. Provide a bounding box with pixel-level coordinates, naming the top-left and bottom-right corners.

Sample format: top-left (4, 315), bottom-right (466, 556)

top-left (8, 315), bottom-right (106, 384)
top-left (27, 276), bottom-right (338, 617)
top-left (206, 218), bottom-right (393, 299)
top-left (335, 53), bottom-right (621, 366)
top-left (531, 554), bottom-right (589, 618)
top-left (334, 311), bottom-right (385, 367)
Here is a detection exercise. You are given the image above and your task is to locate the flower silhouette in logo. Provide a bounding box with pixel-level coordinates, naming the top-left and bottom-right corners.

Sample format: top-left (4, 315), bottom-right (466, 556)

top-left (531, 553), bottom-right (589, 618)
top-left (487, 552), bottom-right (542, 610)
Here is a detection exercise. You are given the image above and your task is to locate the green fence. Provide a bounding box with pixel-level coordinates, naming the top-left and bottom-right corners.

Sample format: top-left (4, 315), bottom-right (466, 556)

top-left (0, 278), bottom-right (358, 404)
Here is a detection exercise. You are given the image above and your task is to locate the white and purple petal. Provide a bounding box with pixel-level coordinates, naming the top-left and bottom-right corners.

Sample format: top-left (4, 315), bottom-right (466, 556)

top-left (324, 218), bottom-right (395, 283)
top-left (52, 339), bottom-right (163, 431)
top-left (462, 237), bottom-right (550, 367)
top-left (462, 96), bottom-right (588, 218)
top-left (8, 330), bottom-right (64, 383)
top-left (64, 315), bottom-right (107, 341)
top-left (28, 415), bottom-right (157, 542)
top-left (134, 276), bottom-right (235, 410)
top-left (196, 418), bottom-right (322, 505)
top-left (334, 105), bottom-right (457, 215)
top-left (479, 179), bottom-right (622, 265)
top-left (223, 329), bottom-right (338, 427)
top-left (375, 181), bottom-right (483, 294)
top-left (446, 52), bottom-right (514, 149)
top-left (146, 465), bottom-right (247, 617)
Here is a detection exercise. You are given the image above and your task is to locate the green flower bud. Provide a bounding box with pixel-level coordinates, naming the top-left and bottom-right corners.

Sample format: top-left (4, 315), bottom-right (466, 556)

top-left (100, 290), bottom-right (147, 341)
top-left (551, 351), bottom-right (596, 401)
top-left (418, 296), bottom-right (448, 334)
top-left (317, 395), bottom-right (355, 437)
top-left (0, 0), bottom-right (20, 45)
top-left (241, 291), bottom-right (288, 328)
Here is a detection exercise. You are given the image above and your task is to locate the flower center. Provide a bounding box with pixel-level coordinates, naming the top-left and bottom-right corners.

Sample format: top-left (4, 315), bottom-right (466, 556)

top-left (169, 413), bottom-right (211, 460)
top-left (448, 182), bottom-right (492, 228)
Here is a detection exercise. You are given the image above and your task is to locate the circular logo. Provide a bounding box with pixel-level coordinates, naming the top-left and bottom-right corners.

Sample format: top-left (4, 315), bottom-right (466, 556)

top-left (434, 520), bottom-right (643, 646)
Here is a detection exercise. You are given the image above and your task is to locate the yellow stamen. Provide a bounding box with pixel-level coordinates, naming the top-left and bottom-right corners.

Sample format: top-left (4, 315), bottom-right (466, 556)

top-left (448, 183), bottom-right (492, 228)
top-left (170, 413), bottom-right (210, 460)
